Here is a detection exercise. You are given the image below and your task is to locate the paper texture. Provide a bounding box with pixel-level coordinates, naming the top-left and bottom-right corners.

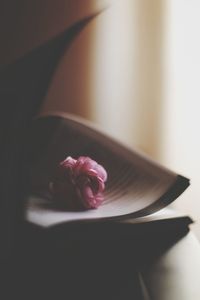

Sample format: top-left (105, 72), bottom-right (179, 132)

top-left (26, 114), bottom-right (189, 227)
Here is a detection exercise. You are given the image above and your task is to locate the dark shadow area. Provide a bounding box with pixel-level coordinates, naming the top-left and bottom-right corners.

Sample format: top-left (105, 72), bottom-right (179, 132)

top-left (2, 220), bottom-right (190, 300)
top-left (0, 15), bottom-right (95, 259)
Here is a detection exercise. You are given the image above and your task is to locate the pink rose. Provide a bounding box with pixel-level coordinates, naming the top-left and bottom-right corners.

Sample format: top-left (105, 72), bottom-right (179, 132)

top-left (49, 156), bottom-right (107, 209)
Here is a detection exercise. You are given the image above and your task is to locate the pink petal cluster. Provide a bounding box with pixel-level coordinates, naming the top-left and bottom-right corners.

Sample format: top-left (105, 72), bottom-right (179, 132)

top-left (50, 156), bottom-right (107, 209)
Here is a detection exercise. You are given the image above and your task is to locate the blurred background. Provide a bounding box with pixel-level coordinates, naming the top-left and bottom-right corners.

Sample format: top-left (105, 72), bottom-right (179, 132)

top-left (41, 0), bottom-right (200, 239)
top-left (1, 0), bottom-right (200, 238)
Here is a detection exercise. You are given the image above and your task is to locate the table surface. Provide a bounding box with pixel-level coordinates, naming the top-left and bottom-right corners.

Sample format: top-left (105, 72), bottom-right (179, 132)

top-left (141, 231), bottom-right (200, 300)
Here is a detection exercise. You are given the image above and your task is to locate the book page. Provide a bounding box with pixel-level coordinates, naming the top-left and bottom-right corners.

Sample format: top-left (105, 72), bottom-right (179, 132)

top-left (27, 113), bottom-right (189, 227)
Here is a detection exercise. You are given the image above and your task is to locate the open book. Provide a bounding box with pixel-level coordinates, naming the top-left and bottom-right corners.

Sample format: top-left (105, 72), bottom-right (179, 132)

top-left (26, 113), bottom-right (192, 234)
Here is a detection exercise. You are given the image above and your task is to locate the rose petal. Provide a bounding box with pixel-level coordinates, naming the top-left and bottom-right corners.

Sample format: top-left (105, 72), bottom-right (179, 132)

top-left (53, 156), bottom-right (107, 210)
top-left (60, 156), bottom-right (77, 168)
top-left (74, 156), bottom-right (107, 182)
top-left (78, 185), bottom-right (103, 209)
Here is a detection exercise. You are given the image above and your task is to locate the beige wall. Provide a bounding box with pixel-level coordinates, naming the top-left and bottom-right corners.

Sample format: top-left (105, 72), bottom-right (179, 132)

top-left (40, 0), bottom-right (164, 157)
top-left (162, 0), bottom-right (200, 239)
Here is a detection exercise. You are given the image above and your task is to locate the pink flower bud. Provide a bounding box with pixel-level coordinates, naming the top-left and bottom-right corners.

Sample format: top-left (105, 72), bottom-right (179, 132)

top-left (49, 156), bottom-right (107, 210)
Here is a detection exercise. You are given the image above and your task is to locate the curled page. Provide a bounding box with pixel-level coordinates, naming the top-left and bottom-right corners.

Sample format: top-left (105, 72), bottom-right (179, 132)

top-left (26, 113), bottom-right (190, 227)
